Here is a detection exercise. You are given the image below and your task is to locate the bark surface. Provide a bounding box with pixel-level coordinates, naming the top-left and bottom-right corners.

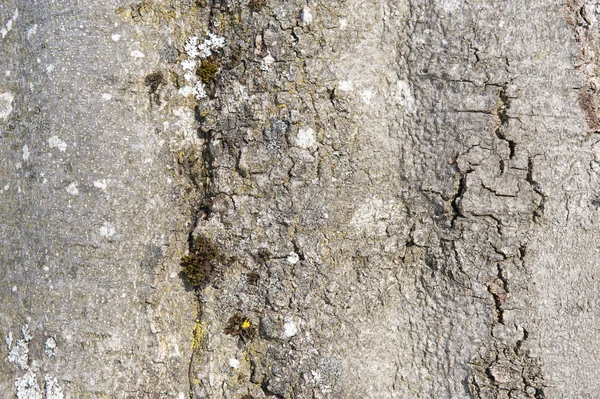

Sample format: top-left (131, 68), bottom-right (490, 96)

top-left (1, 1), bottom-right (598, 398)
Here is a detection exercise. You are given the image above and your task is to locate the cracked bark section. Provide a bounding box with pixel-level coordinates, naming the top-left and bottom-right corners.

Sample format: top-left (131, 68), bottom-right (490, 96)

top-left (565, 0), bottom-right (600, 134)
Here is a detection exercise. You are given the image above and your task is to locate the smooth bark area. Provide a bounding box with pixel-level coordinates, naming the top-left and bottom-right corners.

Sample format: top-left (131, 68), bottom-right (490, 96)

top-left (1, 1), bottom-right (599, 398)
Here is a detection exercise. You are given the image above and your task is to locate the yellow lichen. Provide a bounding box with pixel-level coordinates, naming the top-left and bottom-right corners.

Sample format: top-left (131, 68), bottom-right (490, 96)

top-left (191, 321), bottom-right (206, 351)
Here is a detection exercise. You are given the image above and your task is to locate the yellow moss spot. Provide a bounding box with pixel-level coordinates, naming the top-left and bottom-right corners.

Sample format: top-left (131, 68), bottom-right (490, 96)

top-left (191, 321), bottom-right (206, 351)
top-left (241, 320), bottom-right (252, 329)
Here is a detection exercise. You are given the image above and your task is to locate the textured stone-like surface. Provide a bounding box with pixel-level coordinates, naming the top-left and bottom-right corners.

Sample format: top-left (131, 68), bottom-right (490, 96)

top-left (1, 0), bottom-right (599, 398)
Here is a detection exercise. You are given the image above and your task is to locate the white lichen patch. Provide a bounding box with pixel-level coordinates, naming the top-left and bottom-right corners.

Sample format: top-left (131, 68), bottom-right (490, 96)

top-left (99, 222), bottom-right (116, 239)
top-left (179, 33), bottom-right (225, 100)
top-left (27, 24), bottom-right (37, 40)
top-left (9, 328), bottom-right (63, 399)
top-left (111, 33), bottom-right (121, 42)
top-left (130, 50), bottom-right (145, 58)
top-left (339, 18), bottom-right (348, 29)
top-left (178, 86), bottom-right (195, 97)
top-left (361, 89), bottom-right (374, 105)
top-left (6, 331), bottom-right (13, 349)
top-left (0, 9), bottom-right (19, 40)
top-left (181, 59), bottom-right (196, 82)
top-left (0, 92), bottom-right (14, 120)
top-left (8, 340), bottom-right (28, 368)
top-left (15, 369), bottom-right (42, 399)
top-left (66, 182), bottom-right (78, 196)
top-left (93, 179), bottom-right (108, 191)
top-left (44, 337), bottom-right (56, 358)
top-left (21, 325), bottom-right (32, 342)
top-left (338, 80), bottom-right (353, 92)
top-left (101, 93), bottom-right (112, 101)
top-left (300, 6), bottom-right (313, 25)
top-left (440, 0), bottom-right (460, 13)
top-left (22, 145), bottom-right (30, 162)
top-left (193, 81), bottom-right (207, 100)
top-left (44, 375), bottom-right (64, 399)
top-left (260, 53), bottom-right (275, 71)
top-left (287, 252), bottom-right (300, 265)
top-left (198, 33), bottom-right (225, 58)
top-left (228, 358), bottom-right (240, 369)
top-left (184, 35), bottom-right (201, 59)
top-left (8, 325), bottom-right (32, 370)
top-left (295, 127), bottom-right (317, 149)
top-left (47, 136), bottom-right (67, 152)
top-left (283, 321), bottom-right (298, 337)
top-left (394, 80), bottom-right (416, 114)
top-left (45, 64), bottom-right (54, 74)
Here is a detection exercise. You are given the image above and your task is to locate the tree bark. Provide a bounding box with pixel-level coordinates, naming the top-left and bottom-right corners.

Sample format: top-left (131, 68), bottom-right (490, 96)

top-left (1, 0), bottom-right (598, 398)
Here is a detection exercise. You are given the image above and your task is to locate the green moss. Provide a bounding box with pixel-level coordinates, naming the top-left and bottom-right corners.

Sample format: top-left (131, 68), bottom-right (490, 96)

top-left (196, 57), bottom-right (220, 84)
top-left (180, 236), bottom-right (224, 287)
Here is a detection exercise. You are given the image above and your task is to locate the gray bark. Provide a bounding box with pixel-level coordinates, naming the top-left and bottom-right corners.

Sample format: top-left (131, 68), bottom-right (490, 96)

top-left (1, 0), bottom-right (598, 398)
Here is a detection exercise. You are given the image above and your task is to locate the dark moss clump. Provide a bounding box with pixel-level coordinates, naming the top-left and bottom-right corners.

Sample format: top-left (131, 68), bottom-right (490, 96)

top-left (248, 0), bottom-right (267, 11)
top-left (246, 270), bottom-right (260, 285)
top-left (180, 236), bottom-right (224, 287)
top-left (224, 314), bottom-right (257, 342)
top-left (253, 248), bottom-right (270, 263)
top-left (196, 57), bottom-right (220, 84)
top-left (144, 71), bottom-right (164, 94)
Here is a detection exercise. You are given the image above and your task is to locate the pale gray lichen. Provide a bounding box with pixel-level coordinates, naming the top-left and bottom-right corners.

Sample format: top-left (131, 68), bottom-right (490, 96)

top-left (286, 252), bottom-right (300, 264)
top-left (260, 53), bottom-right (275, 71)
top-left (8, 325), bottom-right (33, 370)
top-left (44, 375), bottom-right (64, 399)
top-left (6, 331), bottom-right (13, 349)
top-left (300, 6), bottom-right (313, 25)
top-left (15, 369), bottom-right (42, 399)
top-left (47, 135), bottom-right (67, 152)
top-left (44, 337), bottom-right (56, 358)
top-left (8, 339), bottom-right (29, 369)
top-left (283, 321), bottom-right (298, 337)
top-left (0, 92), bottom-right (14, 120)
top-left (0, 8), bottom-right (19, 40)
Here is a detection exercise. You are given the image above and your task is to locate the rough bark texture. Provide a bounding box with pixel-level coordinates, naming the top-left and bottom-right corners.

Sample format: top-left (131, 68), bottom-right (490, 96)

top-left (1, 0), bottom-right (599, 398)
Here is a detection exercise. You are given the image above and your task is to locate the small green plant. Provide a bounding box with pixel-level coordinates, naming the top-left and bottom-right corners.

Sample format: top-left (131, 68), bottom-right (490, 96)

top-left (248, 0), bottom-right (267, 11)
top-left (196, 57), bottom-right (220, 84)
top-left (180, 236), bottom-right (224, 287)
top-left (224, 314), bottom-right (257, 342)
